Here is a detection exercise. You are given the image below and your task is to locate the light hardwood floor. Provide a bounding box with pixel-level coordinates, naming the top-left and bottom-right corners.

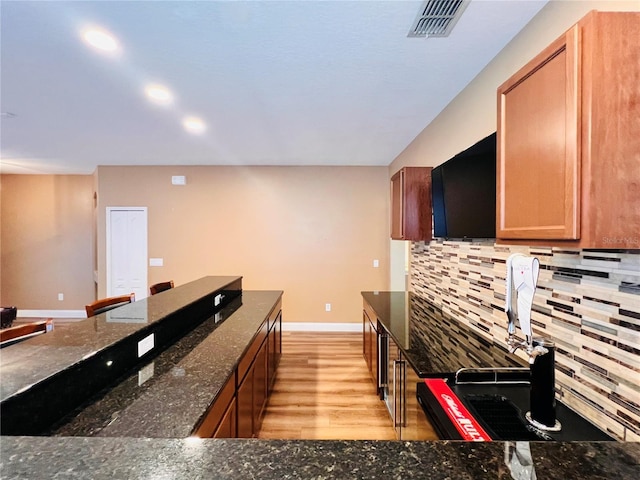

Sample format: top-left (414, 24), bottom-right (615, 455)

top-left (258, 331), bottom-right (397, 440)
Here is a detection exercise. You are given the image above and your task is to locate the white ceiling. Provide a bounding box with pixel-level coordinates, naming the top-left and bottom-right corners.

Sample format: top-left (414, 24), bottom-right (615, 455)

top-left (0, 0), bottom-right (547, 174)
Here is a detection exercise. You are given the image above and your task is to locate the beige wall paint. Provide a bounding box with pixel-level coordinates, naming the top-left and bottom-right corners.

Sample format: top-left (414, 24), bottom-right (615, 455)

top-left (390, 0), bottom-right (640, 173)
top-left (96, 166), bottom-right (390, 324)
top-left (0, 175), bottom-right (94, 309)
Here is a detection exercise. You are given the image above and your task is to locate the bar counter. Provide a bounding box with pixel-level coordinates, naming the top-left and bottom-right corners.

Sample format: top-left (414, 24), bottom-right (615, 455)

top-left (1, 281), bottom-right (638, 479)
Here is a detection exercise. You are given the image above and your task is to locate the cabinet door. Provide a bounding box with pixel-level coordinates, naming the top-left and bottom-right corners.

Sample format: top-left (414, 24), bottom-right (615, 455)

top-left (497, 25), bottom-right (580, 240)
top-left (363, 311), bottom-right (372, 372)
top-left (267, 311), bottom-right (281, 395)
top-left (579, 12), bottom-right (640, 248)
top-left (390, 170), bottom-right (404, 239)
top-left (253, 339), bottom-right (268, 433)
top-left (267, 310), bottom-right (282, 393)
top-left (274, 312), bottom-right (282, 368)
top-left (387, 338), bottom-right (401, 438)
top-left (191, 374), bottom-right (236, 438)
top-left (370, 319), bottom-right (378, 392)
top-left (237, 370), bottom-right (253, 438)
top-left (213, 398), bottom-right (237, 438)
top-left (390, 167), bottom-right (432, 241)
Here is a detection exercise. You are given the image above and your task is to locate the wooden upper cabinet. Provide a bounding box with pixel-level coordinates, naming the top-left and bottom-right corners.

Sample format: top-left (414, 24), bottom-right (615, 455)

top-left (497, 25), bottom-right (580, 240)
top-left (390, 167), bottom-right (432, 241)
top-left (497, 11), bottom-right (640, 248)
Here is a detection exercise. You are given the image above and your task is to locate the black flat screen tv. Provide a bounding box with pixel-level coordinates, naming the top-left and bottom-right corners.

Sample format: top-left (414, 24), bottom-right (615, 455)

top-left (431, 133), bottom-right (496, 239)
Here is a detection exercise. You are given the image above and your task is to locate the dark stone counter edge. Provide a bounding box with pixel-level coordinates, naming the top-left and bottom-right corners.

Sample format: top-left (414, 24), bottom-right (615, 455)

top-left (1, 437), bottom-right (638, 480)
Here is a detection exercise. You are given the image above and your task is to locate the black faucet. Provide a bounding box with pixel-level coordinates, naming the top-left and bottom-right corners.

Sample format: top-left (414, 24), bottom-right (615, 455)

top-left (526, 338), bottom-right (561, 431)
top-left (505, 253), bottom-right (561, 432)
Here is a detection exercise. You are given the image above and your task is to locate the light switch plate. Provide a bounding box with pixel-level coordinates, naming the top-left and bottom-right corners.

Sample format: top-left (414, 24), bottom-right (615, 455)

top-left (149, 258), bottom-right (164, 267)
top-left (373, 259), bottom-right (379, 268)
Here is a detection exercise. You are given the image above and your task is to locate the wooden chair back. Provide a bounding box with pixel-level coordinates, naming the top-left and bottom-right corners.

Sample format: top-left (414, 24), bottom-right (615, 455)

top-left (0, 321), bottom-right (47, 345)
top-left (85, 293), bottom-right (135, 317)
top-left (150, 280), bottom-right (174, 295)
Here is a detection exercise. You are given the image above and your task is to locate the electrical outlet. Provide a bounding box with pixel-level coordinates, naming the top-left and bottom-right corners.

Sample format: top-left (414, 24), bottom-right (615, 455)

top-left (373, 259), bottom-right (379, 268)
top-left (325, 303), bottom-right (331, 312)
top-left (58, 293), bottom-right (64, 301)
top-left (214, 294), bottom-right (224, 307)
top-left (137, 333), bottom-right (155, 358)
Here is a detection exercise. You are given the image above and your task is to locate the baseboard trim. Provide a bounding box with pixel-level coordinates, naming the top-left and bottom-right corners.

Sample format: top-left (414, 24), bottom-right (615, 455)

top-left (282, 322), bottom-right (361, 332)
top-left (18, 310), bottom-right (86, 320)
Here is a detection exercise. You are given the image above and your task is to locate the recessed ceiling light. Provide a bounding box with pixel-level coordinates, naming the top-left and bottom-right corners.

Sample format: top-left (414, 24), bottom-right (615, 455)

top-left (182, 116), bottom-right (206, 134)
top-left (144, 84), bottom-right (174, 106)
top-left (81, 27), bottom-right (120, 54)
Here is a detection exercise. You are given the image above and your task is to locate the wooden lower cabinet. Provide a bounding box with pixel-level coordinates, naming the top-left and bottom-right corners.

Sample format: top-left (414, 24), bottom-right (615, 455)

top-left (237, 318), bottom-right (270, 438)
top-left (268, 310), bottom-right (282, 393)
top-left (362, 311), bottom-right (378, 390)
top-left (213, 398), bottom-right (237, 438)
top-left (237, 368), bottom-right (254, 438)
top-left (362, 307), bottom-right (379, 392)
top-left (192, 373), bottom-right (236, 438)
top-left (363, 311), bottom-right (371, 370)
top-left (253, 339), bottom-right (268, 433)
top-left (193, 303), bottom-right (282, 439)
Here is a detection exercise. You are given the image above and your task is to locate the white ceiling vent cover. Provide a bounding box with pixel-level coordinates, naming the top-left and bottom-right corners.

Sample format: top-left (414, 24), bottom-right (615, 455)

top-left (408, 0), bottom-right (470, 38)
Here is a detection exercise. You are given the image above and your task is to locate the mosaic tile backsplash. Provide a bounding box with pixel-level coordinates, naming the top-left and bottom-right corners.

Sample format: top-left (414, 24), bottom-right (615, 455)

top-left (410, 240), bottom-right (640, 441)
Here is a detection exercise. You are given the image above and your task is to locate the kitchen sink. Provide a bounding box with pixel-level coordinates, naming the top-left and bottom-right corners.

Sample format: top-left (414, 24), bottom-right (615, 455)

top-left (417, 370), bottom-right (614, 442)
top-left (464, 394), bottom-right (552, 441)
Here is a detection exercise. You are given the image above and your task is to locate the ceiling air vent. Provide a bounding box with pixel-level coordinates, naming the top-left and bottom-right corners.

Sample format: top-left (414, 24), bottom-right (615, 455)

top-left (408, 0), bottom-right (470, 38)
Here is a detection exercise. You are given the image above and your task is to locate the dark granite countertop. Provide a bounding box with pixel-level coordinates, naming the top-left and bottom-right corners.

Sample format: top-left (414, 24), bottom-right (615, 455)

top-left (362, 291), bottom-right (525, 377)
top-left (50, 290), bottom-right (283, 438)
top-left (1, 289), bottom-right (638, 478)
top-left (0, 276), bottom-right (242, 402)
top-left (2, 437), bottom-right (638, 480)
top-left (364, 292), bottom-right (613, 442)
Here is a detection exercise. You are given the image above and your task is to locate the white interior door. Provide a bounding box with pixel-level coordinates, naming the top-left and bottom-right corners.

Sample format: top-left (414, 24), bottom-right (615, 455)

top-left (107, 207), bottom-right (148, 300)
